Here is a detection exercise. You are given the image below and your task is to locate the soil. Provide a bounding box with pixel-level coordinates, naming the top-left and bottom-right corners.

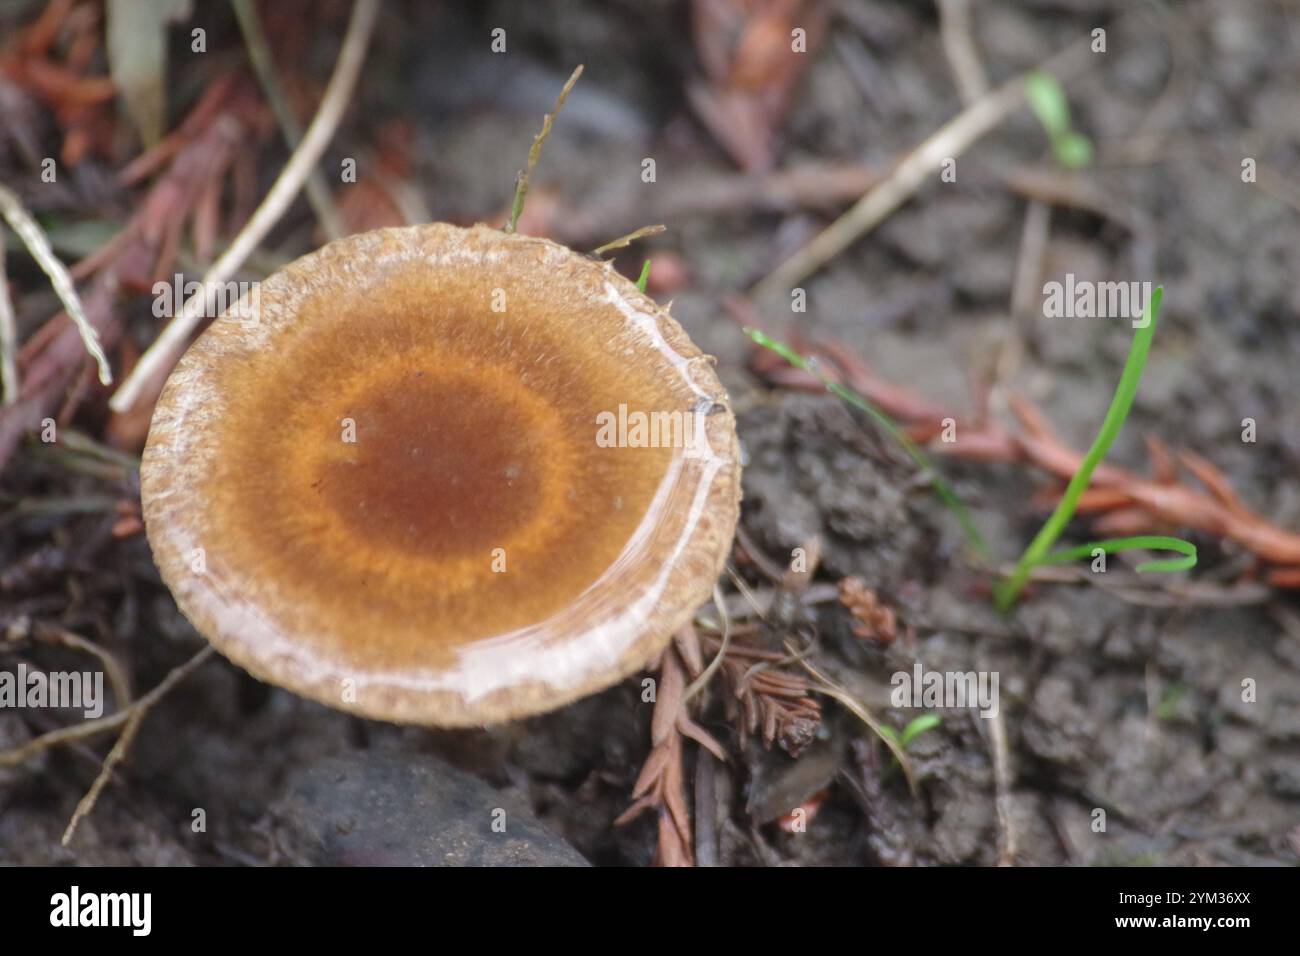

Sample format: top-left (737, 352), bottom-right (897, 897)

top-left (2, 0), bottom-right (1299, 866)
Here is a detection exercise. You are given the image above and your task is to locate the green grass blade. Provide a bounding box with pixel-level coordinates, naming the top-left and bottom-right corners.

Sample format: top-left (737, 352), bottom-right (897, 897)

top-left (746, 328), bottom-right (989, 561)
top-left (996, 287), bottom-right (1193, 609)
top-left (1040, 535), bottom-right (1197, 573)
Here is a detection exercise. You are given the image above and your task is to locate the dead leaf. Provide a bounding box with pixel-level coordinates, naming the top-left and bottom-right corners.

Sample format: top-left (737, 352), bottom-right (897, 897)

top-left (106, 0), bottom-right (193, 147)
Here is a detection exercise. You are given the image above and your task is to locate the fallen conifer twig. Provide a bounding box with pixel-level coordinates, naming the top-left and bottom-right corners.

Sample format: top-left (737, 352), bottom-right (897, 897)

top-left (838, 577), bottom-right (908, 644)
top-left (0, 77), bottom-right (264, 473)
top-left (615, 626), bottom-right (726, 867)
top-left (0, 274), bottom-right (118, 472)
top-left (109, 0), bottom-right (381, 414)
top-left (746, 329), bottom-right (1300, 587)
top-left (701, 632), bottom-right (822, 758)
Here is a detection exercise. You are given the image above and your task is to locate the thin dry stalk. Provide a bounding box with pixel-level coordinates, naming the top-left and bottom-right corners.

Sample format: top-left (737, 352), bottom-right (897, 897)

top-left (505, 64), bottom-right (583, 235)
top-left (0, 646), bottom-right (212, 770)
top-left (109, 0), bottom-right (381, 413)
top-left (0, 183), bottom-right (111, 385)
top-left (591, 223), bottom-right (666, 257)
top-left (999, 197), bottom-right (1050, 387)
top-left (750, 37), bottom-right (1093, 299)
top-left (32, 621), bottom-right (132, 708)
top-left (794, 651), bottom-right (918, 795)
top-left (61, 705), bottom-right (146, 845)
top-left (938, 0), bottom-right (989, 104)
top-left (59, 646), bottom-right (215, 844)
top-left (683, 585), bottom-right (730, 704)
top-left (987, 704), bottom-right (1017, 865)
top-left (231, 0), bottom-right (346, 240)
top-left (0, 242), bottom-right (17, 405)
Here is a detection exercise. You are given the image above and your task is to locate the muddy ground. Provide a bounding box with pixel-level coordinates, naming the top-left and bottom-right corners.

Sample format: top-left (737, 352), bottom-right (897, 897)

top-left (2, 0), bottom-right (1299, 866)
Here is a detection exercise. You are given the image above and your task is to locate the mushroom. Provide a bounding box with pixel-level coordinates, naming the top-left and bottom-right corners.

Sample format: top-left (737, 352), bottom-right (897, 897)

top-left (140, 223), bottom-right (740, 726)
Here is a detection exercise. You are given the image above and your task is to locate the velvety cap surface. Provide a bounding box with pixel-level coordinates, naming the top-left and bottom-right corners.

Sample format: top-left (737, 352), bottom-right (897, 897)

top-left (141, 224), bottom-right (740, 725)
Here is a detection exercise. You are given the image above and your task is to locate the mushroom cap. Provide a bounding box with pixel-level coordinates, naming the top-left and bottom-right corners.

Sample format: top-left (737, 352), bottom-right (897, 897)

top-left (141, 223), bottom-right (740, 726)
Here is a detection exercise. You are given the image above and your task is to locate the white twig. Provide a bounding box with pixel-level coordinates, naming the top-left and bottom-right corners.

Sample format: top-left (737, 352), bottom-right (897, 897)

top-left (0, 184), bottom-right (112, 386)
top-left (938, 0), bottom-right (989, 105)
top-left (109, 0), bottom-right (381, 413)
top-left (751, 38), bottom-right (1093, 300)
top-left (232, 0), bottom-right (346, 240)
top-left (987, 704), bottom-right (1018, 865)
top-left (61, 646), bottom-right (215, 845)
top-left (0, 241), bottom-right (17, 405)
top-left (0, 647), bottom-right (213, 771)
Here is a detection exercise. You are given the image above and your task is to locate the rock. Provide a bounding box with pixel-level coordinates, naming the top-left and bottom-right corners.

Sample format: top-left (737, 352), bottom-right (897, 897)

top-left (745, 741), bottom-right (840, 825)
top-left (270, 750), bottom-right (589, 866)
top-left (1268, 757), bottom-right (1300, 799)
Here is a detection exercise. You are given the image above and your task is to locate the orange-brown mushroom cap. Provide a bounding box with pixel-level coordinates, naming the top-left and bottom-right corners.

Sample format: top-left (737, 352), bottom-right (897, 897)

top-left (141, 223), bottom-right (740, 726)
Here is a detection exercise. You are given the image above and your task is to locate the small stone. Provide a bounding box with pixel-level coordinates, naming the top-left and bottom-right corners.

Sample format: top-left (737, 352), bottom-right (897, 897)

top-left (271, 750), bottom-right (589, 866)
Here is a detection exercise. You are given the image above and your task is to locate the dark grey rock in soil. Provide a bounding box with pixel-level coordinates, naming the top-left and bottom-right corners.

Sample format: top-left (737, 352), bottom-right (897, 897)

top-left (270, 750), bottom-right (589, 867)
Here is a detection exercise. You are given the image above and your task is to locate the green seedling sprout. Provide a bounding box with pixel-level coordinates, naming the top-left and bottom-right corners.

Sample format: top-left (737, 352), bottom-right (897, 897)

top-left (996, 287), bottom-right (1197, 610)
top-left (1155, 685), bottom-right (1187, 722)
top-left (635, 259), bottom-right (651, 293)
top-left (1025, 70), bottom-right (1093, 169)
top-left (878, 713), bottom-right (942, 750)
